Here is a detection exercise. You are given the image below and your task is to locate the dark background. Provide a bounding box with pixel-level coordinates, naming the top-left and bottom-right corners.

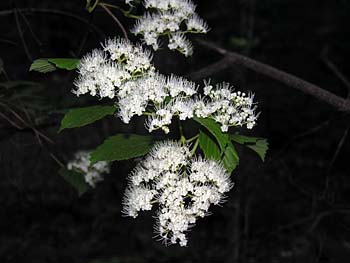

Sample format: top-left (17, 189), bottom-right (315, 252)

top-left (1, 0), bottom-right (350, 262)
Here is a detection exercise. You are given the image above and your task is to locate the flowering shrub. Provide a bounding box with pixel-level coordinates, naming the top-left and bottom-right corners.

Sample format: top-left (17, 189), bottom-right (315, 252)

top-left (30, 0), bottom-right (268, 247)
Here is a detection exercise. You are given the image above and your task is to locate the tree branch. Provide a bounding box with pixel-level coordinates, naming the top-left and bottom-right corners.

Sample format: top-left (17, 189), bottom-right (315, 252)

top-left (195, 39), bottom-right (350, 112)
top-left (187, 57), bottom-right (232, 80)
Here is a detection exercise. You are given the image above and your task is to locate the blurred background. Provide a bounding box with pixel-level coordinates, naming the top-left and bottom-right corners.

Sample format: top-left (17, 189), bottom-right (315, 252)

top-left (1, 0), bottom-right (350, 262)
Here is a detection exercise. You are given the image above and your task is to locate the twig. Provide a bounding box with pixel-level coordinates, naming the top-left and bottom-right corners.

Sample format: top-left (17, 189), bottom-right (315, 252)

top-left (0, 8), bottom-right (105, 38)
top-left (99, 3), bottom-right (129, 40)
top-left (0, 112), bottom-right (23, 130)
top-left (14, 8), bottom-right (33, 61)
top-left (0, 103), bottom-right (54, 145)
top-left (307, 209), bottom-right (350, 233)
top-left (328, 127), bottom-right (349, 173)
top-left (18, 9), bottom-right (42, 47)
top-left (268, 117), bottom-right (334, 164)
top-left (196, 39), bottom-right (350, 111)
top-left (322, 49), bottom-right (350, 98)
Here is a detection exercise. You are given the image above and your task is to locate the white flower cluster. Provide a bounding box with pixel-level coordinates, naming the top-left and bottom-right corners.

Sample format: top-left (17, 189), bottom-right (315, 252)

top-left (67, 151), bottom-right (110, 188)
top-left (74, 38), bottom-right (154, 99)
top-left (195, 82), bottom-right (258, 131)
top-left (130, 0), bottom-right (209, 56)
top-left (146, 81), bottom-right (258, 133)
top-left (74, 38), bottom-right (258, 133)
top-left (122, 141), bottom-right (233, 246)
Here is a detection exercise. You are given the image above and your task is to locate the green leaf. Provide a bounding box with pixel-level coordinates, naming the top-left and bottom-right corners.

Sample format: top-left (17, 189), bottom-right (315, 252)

top-left (230, 133), bottom-right (268, 161)
top-left (59, 167), bottom-right (89, 196)
top-left (29, 59), bottom-right (56, 73)
top-left (222, 142), bottom-right (239, 173)
top-left (48, 58), bottom-right (80, 70)
top-left (194, 117), bottom-right (229, 151)
top-left (90, 134), bottom-right (154, 164)
top-left (29, 58), bottom-right (79, 73)
top-left (194, 118), bottom-right (239, 173)
top-left (198, 131), bottom-right (221, 160)
top-left (59, 105), bottom-right (116, 132)
top-left (246, 139), bottom-right (268, 162)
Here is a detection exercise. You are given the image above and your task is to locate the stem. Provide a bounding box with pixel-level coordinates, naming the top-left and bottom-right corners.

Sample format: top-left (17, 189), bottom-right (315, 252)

top-left (190, 138), bottom-right (200, 156)
top-left (186, 134), bottom-right (199, 143)
top-left (99, 2), bottom-right (141, 19)
top-left (50, 153), bottom-right (65, 168)
top-left (178, 119), bottom-right (186, 144)
top-left (99, 3), bottom-right (129, 40)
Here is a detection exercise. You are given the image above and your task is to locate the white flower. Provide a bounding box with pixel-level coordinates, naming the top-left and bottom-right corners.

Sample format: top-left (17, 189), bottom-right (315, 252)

top-left (132, 0), bottom-right (208, 55)
top-left (75, 38), bottom-right (258, 133)
top-left (194, 82), bottom-right (259, 131)
top-left (67, 151), bottom-right (110, 188)
top-left (166, 75), bottom-right (197, 97)
top-left (186, 14), bottom-right (210, 33)
top-left (103, 38), bottom-right (154, 74)
top-left (172, 98), bottom-right (195, 120)
top-left (76, 49), bottom-right (106, 76)
top-left (168, 33), bottom-right (193, 57)
top-left (190, 157), bottom-right (233, 194)
top-left (122, 141), bottom-right (233, 246)
top-left (148, 141), bottom-right (191, 172)
top-left (122, 185), bottom-right (157, 218)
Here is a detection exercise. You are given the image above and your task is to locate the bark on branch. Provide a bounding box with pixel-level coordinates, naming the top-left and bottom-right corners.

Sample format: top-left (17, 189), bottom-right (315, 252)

top-left (194, 39), bottom-right (350, 112)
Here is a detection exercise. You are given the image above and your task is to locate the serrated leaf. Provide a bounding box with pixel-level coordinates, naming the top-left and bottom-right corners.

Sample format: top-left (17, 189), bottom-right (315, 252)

top-left (198, 131), bottom-right (221, 160)
top-left (29, 59), bottom-right (56, 73)
top-left (59, 105), bottom-right (116, 132)
top-left (194, 117), bottom-right (229, 151)
top-left (222, 142), bottom-right (239, 173)
top-left (230, 133), bottom-right (258, 144)
top-left (194, 118), bottom-right (239, 172)
top-left (48, 58), bottom-right (80, 70)
top-left (59, 167), bottom-right (89, 196)
top-left (30, 58), bottom-right (79, 73)
top-left (90, 134), bottom-right (154, 164)
top-left (230, 133), bottom-right (268, 161)
top-left (247, 139), bottom-right (268, 162)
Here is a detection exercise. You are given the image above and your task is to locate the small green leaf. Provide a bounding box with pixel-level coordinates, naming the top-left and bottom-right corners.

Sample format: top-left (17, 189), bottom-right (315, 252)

top-left (29, 59), bottom-right (56, 73)
top-left (30, 58), bottom-right (79, 73)
top-left (198, 131), bottom-right (221, 160)
top-left (230, 133), bottom-right (268, 162)
top-left (90, 134), bottom-right (154, 164)
top-left (59, 105), bottom-right (116, 132)
top-left (246, 139), bottom-right (268, 162)
top-left (222, 142), bottom-right (239, 173)
top-left (230, 134), bottom-right (257, 144)
top-left (48, 58), bottom-right (80, 70)
top-left (59, 167), bottom-right (89, 196)
top-left (194, 117), bottom-right (229, 151)
top-left (195, 118), bottom-right (239, 173)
